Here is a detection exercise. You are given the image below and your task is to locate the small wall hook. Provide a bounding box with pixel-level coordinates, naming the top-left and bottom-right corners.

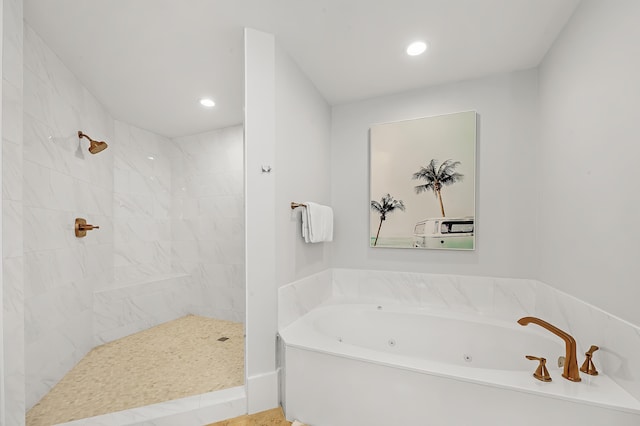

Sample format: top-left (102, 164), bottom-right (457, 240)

top-left (75, 218), bottom-right (100, 238)
top-left (261, 165), bottom-right (272, 173)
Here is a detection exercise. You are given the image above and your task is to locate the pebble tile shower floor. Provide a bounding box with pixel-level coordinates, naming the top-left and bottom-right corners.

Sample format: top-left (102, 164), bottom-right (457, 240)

top-left (26, 315), bottom-right (244, 425)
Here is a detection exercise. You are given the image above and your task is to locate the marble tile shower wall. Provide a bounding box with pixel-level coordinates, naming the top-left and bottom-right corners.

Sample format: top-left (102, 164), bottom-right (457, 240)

top-left (171, 126), bottom-right (245, 322)
top-left (113, 121), bottom-right (173, 286)
top-left (3, 0), bottom-right (25, 422)
top-left (23, 25), bottom-right (115, 409)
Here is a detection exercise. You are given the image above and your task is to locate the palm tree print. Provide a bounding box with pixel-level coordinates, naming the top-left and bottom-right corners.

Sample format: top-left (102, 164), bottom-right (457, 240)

top-left (412, 159), bottom-right (463, 217)
top-left (370, 194), bottom-right (406, 246)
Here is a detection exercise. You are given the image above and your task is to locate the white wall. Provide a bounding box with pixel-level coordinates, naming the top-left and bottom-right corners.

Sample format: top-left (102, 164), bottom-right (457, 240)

top-left (331, 70), bottom-right (539, 278)
top-left (171, 126), bottom-right (245, 322)
top-left (538, 0), bottom-right (640, 326)
top-left (244, 28), bottom-right (277, 414)
top-left (275, 45), bottom-right (331, 286)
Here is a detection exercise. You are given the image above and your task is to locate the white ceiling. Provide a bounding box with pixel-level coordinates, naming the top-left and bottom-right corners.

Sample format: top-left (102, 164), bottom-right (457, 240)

top-left (24, 0), bottom-right (580, 138)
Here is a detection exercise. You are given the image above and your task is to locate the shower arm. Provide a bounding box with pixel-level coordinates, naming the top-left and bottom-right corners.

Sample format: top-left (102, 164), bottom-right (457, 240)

top-left (78, 131), bottom-right (96, 143)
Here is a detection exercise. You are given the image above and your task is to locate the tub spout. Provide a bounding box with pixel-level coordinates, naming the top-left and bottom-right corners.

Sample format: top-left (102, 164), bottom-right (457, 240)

top-left (517, 316), bottom-right (581, 382)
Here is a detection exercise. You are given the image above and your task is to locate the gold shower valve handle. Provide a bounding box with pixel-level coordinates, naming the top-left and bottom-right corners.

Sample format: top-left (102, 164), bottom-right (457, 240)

top-left (526, 355), bottom-right (552, 382)
top-left (580, 345), bottom-right (599, 376)
top-left (75, 218), bottom-right (100, 238)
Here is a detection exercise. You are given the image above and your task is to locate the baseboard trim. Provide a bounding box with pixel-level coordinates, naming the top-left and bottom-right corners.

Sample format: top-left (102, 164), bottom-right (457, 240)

top-left (247, 370), bottom-right (279, 414)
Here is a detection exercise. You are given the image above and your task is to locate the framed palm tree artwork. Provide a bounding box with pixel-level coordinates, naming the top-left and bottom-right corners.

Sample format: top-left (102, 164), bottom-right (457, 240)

top-left (369, 111), bottom-right (476, 250)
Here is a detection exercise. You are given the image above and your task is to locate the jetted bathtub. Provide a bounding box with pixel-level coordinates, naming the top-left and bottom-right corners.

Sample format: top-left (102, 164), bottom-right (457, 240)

top-left (280, 304), bottom-right (640, 426)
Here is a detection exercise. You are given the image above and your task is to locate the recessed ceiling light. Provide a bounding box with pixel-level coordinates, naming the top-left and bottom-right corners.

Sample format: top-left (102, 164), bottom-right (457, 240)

top-left (406, 41), bottom-right (427, 56)
top-left (199, 98), bottom-right (215, 108)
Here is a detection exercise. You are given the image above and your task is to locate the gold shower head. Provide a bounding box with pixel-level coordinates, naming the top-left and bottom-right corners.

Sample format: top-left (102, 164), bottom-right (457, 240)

top-left (78, 131), bottom-right (108, 154)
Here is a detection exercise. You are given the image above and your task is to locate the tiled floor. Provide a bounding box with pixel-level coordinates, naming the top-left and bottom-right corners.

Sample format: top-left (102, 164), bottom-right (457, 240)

top-left (207, 407), bottom-right (292, 426)
top-left (26, 315), bottom-right (244, 426)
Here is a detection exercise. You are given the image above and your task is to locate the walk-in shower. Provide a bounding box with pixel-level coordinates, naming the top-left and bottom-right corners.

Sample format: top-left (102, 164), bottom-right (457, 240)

top-left (22, 6), bottom-right (246, 424)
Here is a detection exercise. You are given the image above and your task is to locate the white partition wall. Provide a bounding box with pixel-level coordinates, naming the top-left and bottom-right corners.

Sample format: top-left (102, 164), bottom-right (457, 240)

top-left (244, 28), bottom-right (278, 413)
top-left (244, 26), bottom-right (333, 413)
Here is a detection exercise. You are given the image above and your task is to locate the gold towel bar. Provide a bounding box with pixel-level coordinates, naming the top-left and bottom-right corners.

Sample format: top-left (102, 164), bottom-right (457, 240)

top-left (291, 202), bottom-right (307, 209)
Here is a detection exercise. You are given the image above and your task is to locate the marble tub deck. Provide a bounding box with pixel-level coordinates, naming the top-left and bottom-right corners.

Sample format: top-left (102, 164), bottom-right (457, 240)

top-left (26, 315), bottom-right (244, 426)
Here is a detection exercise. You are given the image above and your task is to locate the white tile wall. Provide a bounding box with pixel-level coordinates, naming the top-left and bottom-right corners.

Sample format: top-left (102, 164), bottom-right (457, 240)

top-left (2, 0), bottom-right (25, 421)
top-left (279, 268), bottom-right (640, 402)
top-left (171, 126), bottom-right (245, 323)
top-left (93, 273), bottom-right (197, 344)
top-left (278, 269), bottom-right (332, 330)
top-left (112, 121), bottom-right (173, 287)
top-left (23, 24), bottom-right (115, 409)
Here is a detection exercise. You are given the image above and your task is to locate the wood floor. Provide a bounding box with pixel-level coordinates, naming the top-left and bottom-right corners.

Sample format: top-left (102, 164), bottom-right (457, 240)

top-left (207, 407), bottom-right (292, 426)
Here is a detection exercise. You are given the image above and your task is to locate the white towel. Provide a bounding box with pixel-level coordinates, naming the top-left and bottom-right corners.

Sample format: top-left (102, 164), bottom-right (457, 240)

top-left (301, 202), bottom-right (333, 243)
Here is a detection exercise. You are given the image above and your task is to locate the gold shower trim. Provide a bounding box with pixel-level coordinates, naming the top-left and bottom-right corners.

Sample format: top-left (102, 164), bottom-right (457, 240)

top-left (78, 130), bottom-right (108, 154)
top-left (580, 345), bottom-right (599, 376)
top-left (526, 355), bottom-right (552, 382)
top-left (75, 218), bottom-right (100, 238)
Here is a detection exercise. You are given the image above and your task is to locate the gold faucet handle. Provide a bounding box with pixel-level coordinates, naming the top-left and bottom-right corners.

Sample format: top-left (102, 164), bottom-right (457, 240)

top-left (75, 218), bottom-right (100, 238)
top-left (585, 345), bottom-right (599, 356)
top-left (526, 355), bottom-right (552, 382)
top-left (580, 345), bottom-right (599, 376)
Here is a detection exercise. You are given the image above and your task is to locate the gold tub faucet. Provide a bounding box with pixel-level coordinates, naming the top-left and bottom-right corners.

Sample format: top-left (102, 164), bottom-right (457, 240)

top-left (517, 316), bottom-right (581, 382)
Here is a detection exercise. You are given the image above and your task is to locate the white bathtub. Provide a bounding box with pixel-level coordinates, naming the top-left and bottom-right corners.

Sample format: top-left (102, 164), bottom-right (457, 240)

top-left (280, 304), bottom-right (640, 426)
